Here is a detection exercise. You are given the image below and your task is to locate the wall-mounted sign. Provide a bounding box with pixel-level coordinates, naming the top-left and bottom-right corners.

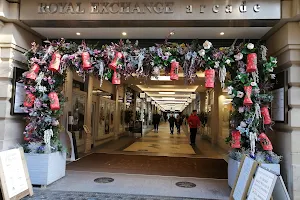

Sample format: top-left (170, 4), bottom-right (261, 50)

top-left (20, 0), bottom-right (281, 21)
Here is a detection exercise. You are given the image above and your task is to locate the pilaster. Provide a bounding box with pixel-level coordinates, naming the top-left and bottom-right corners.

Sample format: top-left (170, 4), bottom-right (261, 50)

top-left (267, 22), bottom-right (300, 199)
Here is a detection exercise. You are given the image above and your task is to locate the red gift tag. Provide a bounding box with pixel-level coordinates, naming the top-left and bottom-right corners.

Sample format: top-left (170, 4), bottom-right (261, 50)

top-left (205, 69), bottom-right (215, 88)
top-left (170, 61), bottom-right (179, 80)
top-left (231, 130), bottom-right (241, 148)
top-left (109, 52), bottom-right (123, 71)
top-left (246, 53), bottom-right (257, 73)
top-left (48, 92), bottom-right (60, 110)
top-left (49, 52), bottom-right (61, 72)
top-left (258, 133), bottom-right (273, 151)
top-left (243, 86), bottom-right (253, 106)
top-left (82, 52), bottom-right (92, 70)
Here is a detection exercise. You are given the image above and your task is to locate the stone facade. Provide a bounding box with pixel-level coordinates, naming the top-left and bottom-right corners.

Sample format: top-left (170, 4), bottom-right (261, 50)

top-left (267, 21), bottom-right (300, 199)
top-left (0, 17), bottom-right (41, 150)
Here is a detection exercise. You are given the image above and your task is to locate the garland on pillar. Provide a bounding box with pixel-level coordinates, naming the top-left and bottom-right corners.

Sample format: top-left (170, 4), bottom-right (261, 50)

top-left (20, 39), bottom-right (281, 163)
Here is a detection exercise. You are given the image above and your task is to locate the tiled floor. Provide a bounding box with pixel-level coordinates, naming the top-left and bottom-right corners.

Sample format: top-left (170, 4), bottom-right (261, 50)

top-left (93, 123), bottom-right (227, 159)
top-left (37, 170), bottom-right (230, 200)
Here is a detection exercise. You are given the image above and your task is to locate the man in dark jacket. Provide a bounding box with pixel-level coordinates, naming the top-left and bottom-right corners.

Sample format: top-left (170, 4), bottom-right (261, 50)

top-left (187, 110), bottom-right (201, 145)
top-left (175, 115), bottom-right (183, 134)
top-left (168, 114), bottom-right (176, 135)
top-left (152, 113), bottom-right (160, 132)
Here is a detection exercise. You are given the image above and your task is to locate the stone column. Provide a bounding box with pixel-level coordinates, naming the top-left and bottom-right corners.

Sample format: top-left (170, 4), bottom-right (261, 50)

top-left (199, 92), bottom-right (206, 112)
top-left (266, 22), bottom-right (300, 199)
top-left (83, 75), bottom-right (93, 152)
top-left (61, 69), bottom-right (73, 150)
top-left (114, 85), bottom-right (120, 138)
top-left (210, 83), bottom-right (221, 145)
top-left (0, 22), bottom-right (41, 150)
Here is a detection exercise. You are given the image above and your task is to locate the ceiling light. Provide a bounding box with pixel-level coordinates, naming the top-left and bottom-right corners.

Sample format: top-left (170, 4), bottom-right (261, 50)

top-left (170, 31), bottom-right (175, 35)
top-left (122, 32), bottom-right (127, 36)
top-left (162, 97), bottom-right (176, 100)
top-left (159, 92), bottom-right (175, 95)
top-left (220, 32), bottom-right (225, 35)
top-left (150, 76), bottom-right (171, 81)
top-left (76, 32), bottom-right (81, 36)
top-left (190, 93), bottom-right (196, 99)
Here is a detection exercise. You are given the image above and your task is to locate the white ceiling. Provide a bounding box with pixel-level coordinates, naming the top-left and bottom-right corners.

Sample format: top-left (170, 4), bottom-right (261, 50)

top-left (137, 83), bottom-right (200, 112)
top-left (32, 27), bottom-right (271, 39)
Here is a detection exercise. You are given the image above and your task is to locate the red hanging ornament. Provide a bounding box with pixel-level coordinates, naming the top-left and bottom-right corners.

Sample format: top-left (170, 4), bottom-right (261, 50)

top-left (82, 52), bottom-right (92, 70)
top-left (24, 136), bottom-right (30, 141)
top-left (112, 71), bottom-right (121, 85)
top-left (205, 69), bottom-right (215, 88)
top-left (49, 52), bottom-right (61, 72)
top-left (109, 52), bottom-right (123, 71)
top-left (26, 64), bottom-right (40, 80)
top-left (170, 61), bottom-right (179, 80)
top-left (261, 106), bottom-right (272, 124)
top-left (258, 133), bottom-right (273, 151)
top-left (48, 92), bottom-right (60, 110)
top-left (231, 130), bottom-right (241, 148)
top-left (24, 93), bottom-right (35, 108)
top-left (246, 53), bottom-right (257, 73)
top-left (243, 86), bottom-right (253, 106)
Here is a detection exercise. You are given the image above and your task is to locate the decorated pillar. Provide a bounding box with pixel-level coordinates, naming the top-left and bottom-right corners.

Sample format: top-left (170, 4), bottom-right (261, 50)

top-left (61, 69), bottom-right (73, 151)
top-left (114, 85), bottom-right (120, 139)
top-left (84, 75), bottom-right (93, 152)
top-left (211, 83), bottom-right (221, 145)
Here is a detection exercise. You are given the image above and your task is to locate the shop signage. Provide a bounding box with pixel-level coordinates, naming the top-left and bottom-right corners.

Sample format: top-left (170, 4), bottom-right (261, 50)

top-left (20, 0), bottom-right (281, 21)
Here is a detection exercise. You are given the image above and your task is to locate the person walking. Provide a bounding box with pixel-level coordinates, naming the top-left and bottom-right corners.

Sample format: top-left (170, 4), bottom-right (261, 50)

top-left (168, 114), bottom-right (176, 135)
top-left (164, 114), bottom-right (168, 123)
top-left (187, 110), bottom-right (201, 145)
top-left (175, 115), bottom-right (183, 134)
top-left (152, 112), bottom-right (160, 132)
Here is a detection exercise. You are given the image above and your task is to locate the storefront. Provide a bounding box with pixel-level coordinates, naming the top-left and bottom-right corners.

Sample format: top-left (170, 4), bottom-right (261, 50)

top-left (1, 0), bottom-right (300, 198)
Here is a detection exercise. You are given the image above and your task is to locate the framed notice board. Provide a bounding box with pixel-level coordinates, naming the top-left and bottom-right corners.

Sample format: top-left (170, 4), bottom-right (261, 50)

top-left (11, 67), bottom-right (27, 115)
top-left (271, 71), bottom-right (287, 123)
top-left (0, 147), bottom-right (33, 200)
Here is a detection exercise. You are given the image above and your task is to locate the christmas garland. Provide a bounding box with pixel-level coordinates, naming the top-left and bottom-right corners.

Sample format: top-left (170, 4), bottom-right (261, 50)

top-left (20, 39), bottom-right (281, 163)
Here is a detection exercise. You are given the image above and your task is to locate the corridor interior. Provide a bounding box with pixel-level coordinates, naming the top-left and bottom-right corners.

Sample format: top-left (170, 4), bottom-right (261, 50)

top-left (67, 123), bottom-right (228, 179)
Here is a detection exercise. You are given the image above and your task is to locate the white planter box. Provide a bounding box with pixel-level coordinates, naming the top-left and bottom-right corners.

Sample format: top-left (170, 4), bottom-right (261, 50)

top-left (228, 157), bottom-right (280, 188)
top-left (25, 151), bottom-right (66, 186)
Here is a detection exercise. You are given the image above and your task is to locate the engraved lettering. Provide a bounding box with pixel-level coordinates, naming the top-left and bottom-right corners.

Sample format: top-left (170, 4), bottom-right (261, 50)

top-left (254, 4), bottom-right (260, 12)
top-left (186, 5), bottom-right (192, 13)
top-left (212, 5), bottom-right (219, 13)
top-left (153, 2), bottom-right (163, 13)
top-left (64, 3), bottom-right (75, 14)
top-left (165, 2), bottom-right (174, 13)
top-left (75, 3), bottom-right (85, 13)
top-left (131, 3), bottom-right (143, 13)
top-left (144, 2), bottom-right (153, 13)
top-left (90, 3), bottom-right (99, 13)
top-left (38, 3), bottom-right (47, 13)
top-left (58, 3), bottom-right (67, 13)
top-left (99, 2), bottom-right (109, 14)
top-left (120, 2), bottom-right (131, 13)
top-left (200, 5), bottom-right (205, 13)
top-left (225, 5), bottom-right (232, 13)
top-left (109, 2), bottom-right (119, 13)
top-left (239, 1), bottom-right (247, 13)
top-left (49, 3), bottom-right (58, 14)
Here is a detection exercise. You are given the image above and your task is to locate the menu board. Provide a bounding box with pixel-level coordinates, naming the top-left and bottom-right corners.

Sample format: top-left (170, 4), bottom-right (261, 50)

top-left (0, 148), bottom-right (33, 199)
top-left (248, 167), bottom-right (277, 200)
top-left (232, 156), bottom-right (257, 200)
top-left (13, 83), bottom-right (26, 114)
top-left (271, 88), bottom-right (284, 122)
